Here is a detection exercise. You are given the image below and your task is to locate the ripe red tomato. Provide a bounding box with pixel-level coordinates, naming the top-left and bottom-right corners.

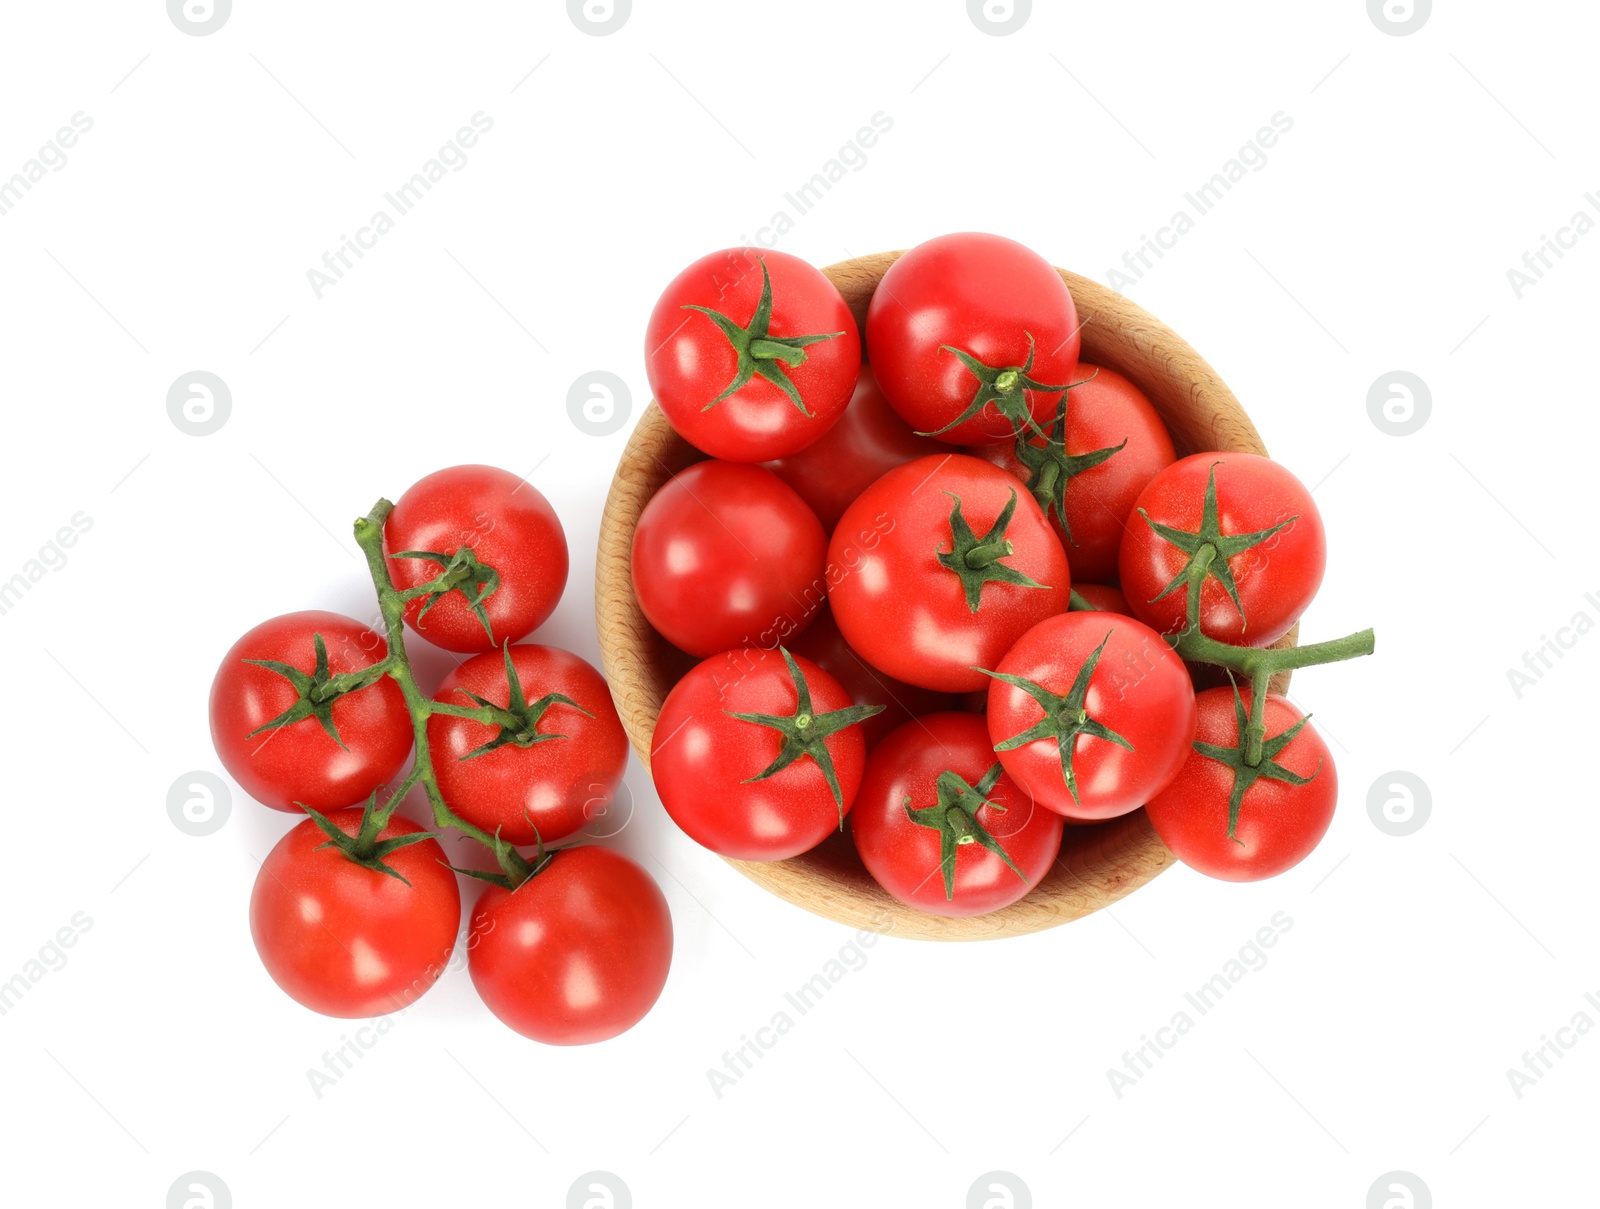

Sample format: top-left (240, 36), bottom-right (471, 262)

top-left (631, 461), bottom-right (826, 657)
top-left (1072, 582), bottom-right (1133, 616)
top-left (1119, 453), bottom-right (1326, 646)
top-left (761, 365), bottom-right (944, 531)
top-left (645, 248), bottom-right (861, 461)
top-left (985, 611), bottom-right (1195, 820)
top-left (865, 233), bottom-right (1081, 445)
top-left (969, 364), bottom-right (1175, 584)
top-left (787, 605), bottom-right (954, 749)
top-left (1146, 688), bottom-right (1336, 881)
top-left (828, 454), bottom-right (1071, 693)
top-left (209, 611), bottom-right (412, 813)
top-left (650, 648), bottom-right (877, 860)
top-left (250, 808), bottom-right (460, 1017)
top-left (851, 712), bottom-right (1063, 917)
top-left (469, 846), bottom-right (672, 1044)
top-left (429, 644), bottom-right (628, 846)
top-left (384, 465), bottom-right (568, 653)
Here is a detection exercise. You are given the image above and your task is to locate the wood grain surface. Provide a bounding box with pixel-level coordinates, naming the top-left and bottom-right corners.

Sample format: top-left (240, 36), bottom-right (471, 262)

top-left (595, 250), bottom-right (1289, 940)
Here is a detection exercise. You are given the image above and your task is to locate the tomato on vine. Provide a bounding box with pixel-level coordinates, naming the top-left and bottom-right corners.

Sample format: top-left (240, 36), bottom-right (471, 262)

top-left (250, 806), bottom-right (460, 1017)
top-left (384, 465), bottom-right (568, 654)
top-left (1119, 453), bottom-right (1325, 646)
top-left (865, 233), bottom-right (1082, 445)
top-left (970, 365), bottom-right (1175, 584)
top-left (631, 460), bottom-right (827, 657)
top-left (429, 643), bottom-right (628, 847)
top-left (651, 647), bottom-right (882, 860)
top-left (209, 611), bottom-right (412, 813)
top-left (984, 611), bottom-right (1195, 820)
top-left (851, 712), bottom-right (1063, 916)
top-left (828, 454), bottom-right (1071, 693)
top-left (646, 248), bottom-right (861, 461)
top-left (1145, 685), bottom-right (1336, 881)
top-left (468, 845), bottom-right (672, 1044)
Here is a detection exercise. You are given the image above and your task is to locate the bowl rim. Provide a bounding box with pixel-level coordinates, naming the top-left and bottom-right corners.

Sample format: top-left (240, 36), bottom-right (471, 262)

top-left (596, 249), bottom-right (1289, 941)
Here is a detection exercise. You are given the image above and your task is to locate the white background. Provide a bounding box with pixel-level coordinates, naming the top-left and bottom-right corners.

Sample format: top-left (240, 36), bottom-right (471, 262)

top-left (0, 1), bottom-right (1592, 1205)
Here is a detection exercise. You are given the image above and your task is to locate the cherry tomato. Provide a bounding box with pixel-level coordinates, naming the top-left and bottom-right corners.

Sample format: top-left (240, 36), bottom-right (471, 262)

top-left (851, 712), bottom-right (1063, 917)
top-left (985, 611), bottom-right (1196, 820)
top-left (1146, 688), bottom-right (1336, 881)
top-left (787, 605), bottom-right (954, 749)
top-left (210, 611), bottom-right (412, 813)
top-left (969, 364), bottom-right (1175, 584)
top-left (761, 365), bottom-right (944, 531)
top-left (429, 644), bottom-right (628, 846)
top-left (865, 233), bottom-right (1081, 445)
top-left (828, 454), bottom-right (1071, 693)
top-left (646, 248), bottom-right (861, 461)
top-left (469, 846), bottom-right (672, 1044)
top-left (631, 461), bottom-right (826, 657)
top-left (650, 648), bottom-right (877, 860)
top-left (1119, 453), bottom-right (1326, 647)
top-left (384, 465), bottom-right (568, 654)
top-left (250, 808), bottom-right (460, 1017)
top-left (1072, 582), bottom-right (1134, 616)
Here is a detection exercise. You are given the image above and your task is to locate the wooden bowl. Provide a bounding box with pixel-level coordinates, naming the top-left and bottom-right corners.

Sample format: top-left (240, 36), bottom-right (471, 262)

top-left (596, 251), bottom-right (1281, 941)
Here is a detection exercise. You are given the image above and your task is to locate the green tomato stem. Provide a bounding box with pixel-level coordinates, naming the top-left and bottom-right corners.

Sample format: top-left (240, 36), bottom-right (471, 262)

top-left (1166, 543), bottom-right (1375, 765)
top-left (350, 501), bottom-right (521, 861)
top-left (965, 538), bottom-right (1014, 569)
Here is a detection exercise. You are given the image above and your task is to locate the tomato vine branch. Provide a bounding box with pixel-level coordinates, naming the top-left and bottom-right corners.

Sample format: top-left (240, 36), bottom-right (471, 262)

top-left (348, 498), bottom-right (537, 886)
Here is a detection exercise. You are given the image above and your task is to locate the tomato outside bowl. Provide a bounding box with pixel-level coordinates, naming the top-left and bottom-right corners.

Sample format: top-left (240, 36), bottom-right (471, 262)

top-left (596, 251), bottom-right (1296, 941)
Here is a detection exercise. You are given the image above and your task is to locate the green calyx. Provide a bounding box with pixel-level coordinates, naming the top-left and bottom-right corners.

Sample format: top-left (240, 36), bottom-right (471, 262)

top-left (450, 642), bottom-right (590, 760)
top-left (937, 489), bottom-right (1051, 612)
top-left (903, 763), bottom-right (1027, 901)
top-left (449, 826), bottom-right (545, 891)
top-left (244, 631), bottom-right (388, 749)
top-left (391, 545), bottom-right (501, 645)
top-left (683, 257), bottom-right (844, 415)
top-left (924, 331), bottom-right (1072, 439)
top-left (980, 629), bottom-right (1134, 813)
top-left (1011, 378), bottom-right (1126, 545)
top-left (302, 787), bottom-right (439, 886)
top-left (1194, 676), bottom-right (1322, 842)
top-left (725, 647), bottom-right (885, 821)
top-left (1138, 461), bottom-right (1296, 634)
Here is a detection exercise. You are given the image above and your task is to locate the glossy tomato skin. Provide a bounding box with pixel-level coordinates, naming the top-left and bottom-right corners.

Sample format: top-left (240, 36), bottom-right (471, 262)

top-left (986, 612), bottom-right (1196, 820)
top-left (1072, 582), bottom-right (1134, 616)
top-left (787, 605), bottom-right (955, 749)
top-left (429, 645), bottom-right (628, 846)
top-left (646, 248), bottom-right (861, 461)
top-left (761, 366), bottom-right (944, 531)
top-left (1119, 453), bottom-right (1326, 646)
top-left (1146, 691), bottom-right (1336, 881)
top-left (469, 846), bottom-right (672, 1045)
top-left (385, 465), bottom-right (568, 653)
top-left (651, 649), bottom-right (865, 860)
top-left (209, 611), bottom-right (412, 813)
top-left (969, 364), bottom-right (1175, 583)
top-left (865, 233), bottom-right (1080, 445)
top-left (631, 461), bottom-right (826, 657)
top-left (250, 809), bottom-right (460, 1017)
top-left (851, 713), bottom-right (1064, 917)
top-left (828, 454), bottom-right (1071, 693)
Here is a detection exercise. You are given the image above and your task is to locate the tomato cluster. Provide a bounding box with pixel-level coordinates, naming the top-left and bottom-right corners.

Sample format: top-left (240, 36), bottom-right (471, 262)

top-left (638, 234), bottom-right (1373, 911)
top-left (210, 465), bottom-right (671, 1043)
